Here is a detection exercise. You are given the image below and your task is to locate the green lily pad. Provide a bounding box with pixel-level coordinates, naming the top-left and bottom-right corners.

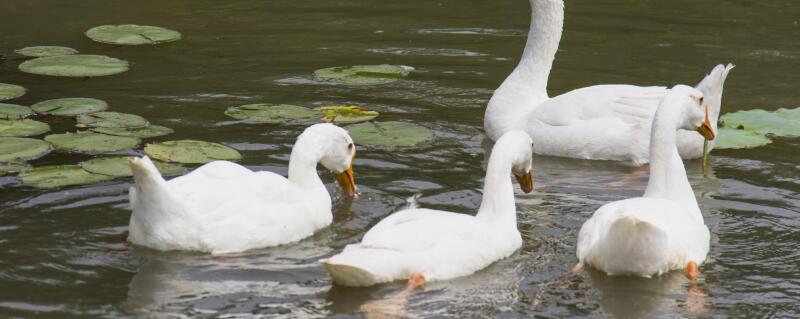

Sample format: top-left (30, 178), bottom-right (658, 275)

top-left (0, 119), bottom-right (50, 137)
top-left (80, 156), bottom-right (186, 177)
top-left (346, 121), bottom-right (434, 148)
top-left (713, 127), bottom-right (772, 150)
top-left (0, 137), bottom-right (52, 162)
top-left (0, 83), bottom-right (26, 101)
top-left (224, 103), bottom-right (323, 124)
top-left (45, 131), bottom-right (140, 154)
top-left (31, 98), bottom-right (108, 116)
top-left (91, 125), bottom-right (173, 138)
top-left (144, 140), bottom-right (241, 164)
top-left (720, 107), bottom-right (800, 137)
top-left (76, 112), bottom-right (148, 129)
top-left (314, 64), bottom-right (412, 85)
top-left (19, 54), bottom-right (129, 77)
top-left (0, 103), bottom-right (34, 120)
top-left (316, 105), bottom-right (379, 124)
top-left (0, 162), bottom-right (30, 176)
top-left (86, 24), bottom-right (181, 45)
top-left (15, 46), bottom-right (79, 58)
top-left (20, 165), bottom-right (114, 189)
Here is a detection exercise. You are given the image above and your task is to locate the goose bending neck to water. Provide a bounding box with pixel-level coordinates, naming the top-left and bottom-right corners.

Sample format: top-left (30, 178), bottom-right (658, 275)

top-left (127, 123), bottom-right (357, 254)
top-left (485, 0), bottom-right (732, 165)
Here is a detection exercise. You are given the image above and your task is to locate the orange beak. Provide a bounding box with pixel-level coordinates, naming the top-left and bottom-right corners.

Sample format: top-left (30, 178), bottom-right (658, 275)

top-left (696, 105), bottom-right (716, 141)
top-left (515, 171), bottom-right (534, 193)
top-left (335, 154), bottom-right (357, 197)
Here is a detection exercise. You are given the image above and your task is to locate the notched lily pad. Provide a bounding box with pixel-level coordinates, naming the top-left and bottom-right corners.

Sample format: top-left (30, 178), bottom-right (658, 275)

top-left (224, 103), bottom-right (322, 124)
top-left (0, 137), bottom-right (52, 162)
top-left (80, 156), bottom-right (186, 177)
top-left (32, 98), bottom-right (108, 116)
top-left (77, 111), bottom-right (148, 129)
top-left (720, 107), bottom-right (800, 137)
top-left (0, 83), bottom-right (26, 101)
top-left (144, 140), bottom-right (241, 164)
top-left (0, 119), bottom-right (50, 137)
top-left (316, 105), bottom-right (379, 124)
top-left (15, 46), bottom-right (79, 58)
top-left (0, 162), bottom-right (30, 176)
top-left (45, 131), bottom-right (140, 154)
top-left (314, 64), bottom-right (412, 85)
top-left (346, 121), bottom-right (434, 148)
top-left (20, 165), bottom-right (114, 189)
top-left (86, 24), bottom-right (182, 45)
top-left (713, 127), bottom-right (772, 150)
top-left (19, 54), bottom-right (129, 77)
top-left (0, 103), bottom-right (34, 120)
top-left (91, 125), bottom-right (173, 138)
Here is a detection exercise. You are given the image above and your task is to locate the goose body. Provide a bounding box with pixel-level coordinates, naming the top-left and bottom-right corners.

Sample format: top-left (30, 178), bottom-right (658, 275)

top-left (322, 131), bottom-right (535, 287)
top-left (575, 85), bottom-right (713, 277)
top-left (127, 123), bottom-right (357, 254)
top-left (485, 0), bottom-right (733, 165)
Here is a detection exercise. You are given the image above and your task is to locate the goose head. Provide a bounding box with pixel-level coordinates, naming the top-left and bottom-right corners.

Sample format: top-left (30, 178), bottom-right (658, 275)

top-left (495, 130), bottom-right (535, 193)
top-left (669, 85), bottom-right (716, 141)
top-left (295, 123), bottom-right (358, 196)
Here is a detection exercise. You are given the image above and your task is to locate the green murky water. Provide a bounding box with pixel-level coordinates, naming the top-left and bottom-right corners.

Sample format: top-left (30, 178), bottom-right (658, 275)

top-left (1, 0), bottom-right (799, 317)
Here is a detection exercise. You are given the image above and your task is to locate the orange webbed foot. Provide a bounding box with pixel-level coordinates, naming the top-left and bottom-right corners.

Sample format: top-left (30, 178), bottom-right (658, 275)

top-left (405, 273), bottom-right (426, 291)
top-left (684, 261), bottom-right (699, 281)
top-left (570, 263), bottom-right (583, 275)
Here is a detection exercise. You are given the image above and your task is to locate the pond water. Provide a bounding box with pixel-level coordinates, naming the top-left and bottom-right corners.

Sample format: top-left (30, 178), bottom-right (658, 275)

top-left (1, 0), bottom-right (799, 318)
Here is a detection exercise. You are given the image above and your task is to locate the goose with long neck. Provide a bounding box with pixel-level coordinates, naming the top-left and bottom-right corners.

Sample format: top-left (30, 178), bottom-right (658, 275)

top-left (574, 85), bottom-right (714, 280)
top-left (127, 123), bottom-right (357, 255)
top-left (485, 0), bottom-right (733, 165)
top-left (322, 131), bottom-right (534, 287)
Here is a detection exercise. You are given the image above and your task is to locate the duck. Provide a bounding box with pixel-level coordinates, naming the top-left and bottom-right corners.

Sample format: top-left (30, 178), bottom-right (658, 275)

top-left (484, 0), bottom-right (733, 165)
top-left (127, 123), bottom-right (357, 254)
top-left (321, 130), bottom-right (534, 287)
top-left (573, 85), bottom-right (714, 280)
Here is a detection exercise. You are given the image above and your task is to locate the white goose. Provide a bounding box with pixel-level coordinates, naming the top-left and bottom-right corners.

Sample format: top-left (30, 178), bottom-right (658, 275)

top-left (321, 130), bottom-right (534, 287)
top-left (573, 85), bottom-right (714, 280)
top-left (485, 0), bottom-right (733, 165)
top-left (127, 123), bottom-right (357, 254)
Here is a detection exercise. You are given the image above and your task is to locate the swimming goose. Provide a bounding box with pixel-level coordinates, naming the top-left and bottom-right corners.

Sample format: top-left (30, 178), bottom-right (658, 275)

top-left (127, 123), bottom-right (357, 254)
top-left (484, 0), bottom-right (732, 165)
top-left (322, 130), bottom-right (534, 287)
top-left (573, 85), bottom-right (714, 280)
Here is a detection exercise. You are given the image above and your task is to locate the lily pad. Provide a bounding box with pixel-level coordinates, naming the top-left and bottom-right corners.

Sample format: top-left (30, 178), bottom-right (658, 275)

top-left (314, 64), bottom-right (412, 85)
top-left (31, 98), bottom-right (108, 116)
top-left (144, 140), bottom-right (241, 164)
top-left (77, 112), bottom-right (148, 129)
top-left (224, 103), bottom-right (322, 124)
top-left (316, 105), bottom-right (379, 124)
top-left (20, 165), bottom-right (114, 189)
top-left (0, 137), bottom-right (52, 162)
top-left (0, 162), bottom-right (30, 176)
top-left (0, 83), bottom-right (26, 101)
top-left (713, 127), bottom-right (772, 150)
top-left (0, 119), bottom-right (50, 137)
top-left (86, 24), bottom-right (182, 45)
top-left (720, 107), bottom-right (800, 137)
top-left (15, 46), bottom-right (79, 58)
top-left (0, 103), bottom-right (34, 120)
top-left (19, 54), bottom-right (129, 77)
top-left (91, 125), bottom-right (173, 138)
top-left (45, 131), bottom-right (140, 154)
top-left (80, 156), bottom-right (186, 177)
top-left (346, 121), bottom-right (434, 148)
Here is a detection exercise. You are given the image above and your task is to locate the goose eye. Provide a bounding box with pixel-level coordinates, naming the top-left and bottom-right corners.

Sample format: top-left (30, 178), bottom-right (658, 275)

top-left (347, 143), bottom-right (354, 151)
top-left (699, 97), bottom-right (704, 105)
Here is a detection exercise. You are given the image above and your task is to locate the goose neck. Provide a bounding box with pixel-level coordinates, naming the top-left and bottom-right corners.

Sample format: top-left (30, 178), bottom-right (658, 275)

top-left (644, 108), bottom-right (700, 212)
top-left (477, 147), bottom-right (517, 223)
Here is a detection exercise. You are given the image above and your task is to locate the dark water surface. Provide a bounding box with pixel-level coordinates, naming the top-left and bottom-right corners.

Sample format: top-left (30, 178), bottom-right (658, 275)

top-left (1, 0), bottom-right (799, 318)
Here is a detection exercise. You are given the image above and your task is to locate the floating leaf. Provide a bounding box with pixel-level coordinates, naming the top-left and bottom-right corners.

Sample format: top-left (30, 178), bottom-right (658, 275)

top-left (0, 119), bottom-right (50, 137)
top-left (91, 125), bottom-right (173, 138)
top-left (80, 156), bottom-right (186, 177)
top-left (0, 137), bottom-right (52, 162)
top-left (45, 131), bottom-right (140, 154)
top-left (713, 127), bottom-right (773, 150)
top-left (19, 54), bottom-right (129, 77)
top-left (77, 111), bottom-right (148, 128)
top-left (0, 83), bottom-right (26, 101)
top-left (31, 98), bottom-right (108, 116)
top-left (314, 64), bottom-right (412, 85)
top-left (20, 165), bottom-right (114, 189)
top-left (86, 24), bottom-right (181, 45)
top-left (346, 121), bottom-right (434, 148)
top-left (0, 103), bottom-right (34, 120)
top-left (144, 140), bottom-right (241, 164)
top-left (224, 103), bottom-right (322, 124)
top-left (720, 107), bottom-right (800, 137)
top-left (316, 105), bottom-right (379, 124)
top-left (15, 46), bottom-right (78, 58)
top-left (0, 162), bottom-right (31, 176)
